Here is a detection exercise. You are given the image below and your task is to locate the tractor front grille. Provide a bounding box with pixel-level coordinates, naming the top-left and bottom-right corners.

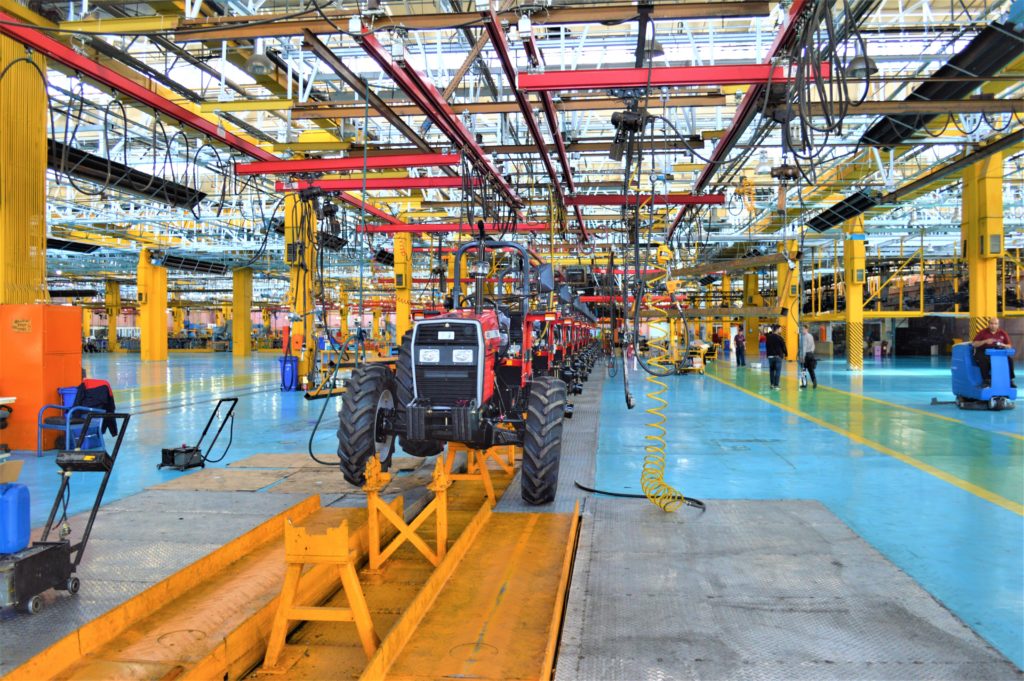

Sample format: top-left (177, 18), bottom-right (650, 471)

top-left (413, 321), bottom-right (480, 407)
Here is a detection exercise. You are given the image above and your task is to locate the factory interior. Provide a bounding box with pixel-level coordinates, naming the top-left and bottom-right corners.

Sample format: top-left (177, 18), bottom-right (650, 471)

top-left (0, 0), bottom-right (1023, 678)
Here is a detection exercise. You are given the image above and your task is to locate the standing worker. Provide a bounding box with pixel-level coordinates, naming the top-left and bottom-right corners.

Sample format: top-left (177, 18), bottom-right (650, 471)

top-left (765, 324), bottom-right (787, 390)
top-left (735, 329), bottom-right (747, 367)
top-left (972, 318), bottom-right (1016, 388)
top-left (800, 324), bottom-right (818, 389)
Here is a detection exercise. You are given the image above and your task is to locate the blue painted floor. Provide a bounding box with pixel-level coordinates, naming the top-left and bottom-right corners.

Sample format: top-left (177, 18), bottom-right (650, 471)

top-left (598, 354), bottom-right (1023, 669)
top-left (8, 352), bottom-right (1023, 670)
top-left (12, 353), bottom-right (349, 524)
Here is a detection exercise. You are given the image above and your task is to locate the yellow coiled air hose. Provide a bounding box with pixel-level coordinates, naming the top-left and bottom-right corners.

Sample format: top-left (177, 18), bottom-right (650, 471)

top-left (638, 252), bottom-right (687, 512)
top-left (634, 245), bottom-right (705, 514)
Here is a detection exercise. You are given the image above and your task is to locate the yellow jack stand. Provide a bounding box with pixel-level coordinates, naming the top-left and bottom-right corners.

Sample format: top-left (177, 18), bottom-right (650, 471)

top-left (364, 457), bottom-right (451, 571)
top-left (442, 444), bottom-right (517, 508)
top-left (262, 518), bottom-right (380, 672)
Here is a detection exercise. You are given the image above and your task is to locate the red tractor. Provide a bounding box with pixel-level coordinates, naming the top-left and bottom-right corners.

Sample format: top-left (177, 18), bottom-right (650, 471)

top-left (337, 237), bottom-right (567, 505)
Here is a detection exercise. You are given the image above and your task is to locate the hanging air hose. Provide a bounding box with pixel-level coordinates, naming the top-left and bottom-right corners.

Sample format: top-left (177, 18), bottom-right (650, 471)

top-left (638, 251), bottom-right (705, 513)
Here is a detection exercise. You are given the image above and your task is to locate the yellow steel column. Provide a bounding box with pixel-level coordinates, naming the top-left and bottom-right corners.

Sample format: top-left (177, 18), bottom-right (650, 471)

top-left (0, 40), bottom-right (47, 305)
top-left (743, 272), bottom-right (760, 357)
top-left (371, 308), bottom-right (382, 341)
top-left (962, 152), bottom-right (1003, 338)
top-left (138, 249), bottom-right (168, 361)
top-left (844, 216), bottom-right (866, 372)
top-left (82, 307), bottom-right (91, 339)
top-left (720, 273), bottom-right (731, 344)
top-left (394, 232), bottom-right (413, 343)
top-left (105, 281), bottom-right (121, 352)
top-left (171, 300), bottom-right (185, 336)
top-left (233, 267), bottom-right (253, 357)
top-left (777, 240), bottom-right (798, 360)
top-left (338, 290), bottom-right (350, 341)
top-left (285, 195), bottom-right (317, 380)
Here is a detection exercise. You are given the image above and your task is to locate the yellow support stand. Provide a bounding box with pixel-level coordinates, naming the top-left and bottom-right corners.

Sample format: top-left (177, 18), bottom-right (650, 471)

top-left (443, 443), bottom-right (519, 507)
top-left (363, 457), bottom-right (450, 571)
top-left (262, 517), bottom-right (380, 671)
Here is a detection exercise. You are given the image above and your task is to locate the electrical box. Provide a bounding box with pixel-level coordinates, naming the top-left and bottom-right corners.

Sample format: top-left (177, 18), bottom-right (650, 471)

top-left (286, 242), bottom-right (305, 265)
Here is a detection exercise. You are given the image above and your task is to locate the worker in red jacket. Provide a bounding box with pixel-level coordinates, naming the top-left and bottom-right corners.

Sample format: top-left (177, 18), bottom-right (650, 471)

top-left (972, 318), bottom-right (1016, 388)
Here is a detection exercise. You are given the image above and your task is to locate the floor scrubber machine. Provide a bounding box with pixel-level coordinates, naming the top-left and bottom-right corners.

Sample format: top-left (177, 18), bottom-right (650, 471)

top-left (947, 343), bottom-right (1016, 410)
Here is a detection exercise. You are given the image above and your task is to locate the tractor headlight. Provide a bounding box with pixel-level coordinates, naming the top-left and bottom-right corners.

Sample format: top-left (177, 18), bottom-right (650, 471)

top-left (418, 348), bottom-right (440, 363)
top-left (452, 349), bottom-right (475, 363)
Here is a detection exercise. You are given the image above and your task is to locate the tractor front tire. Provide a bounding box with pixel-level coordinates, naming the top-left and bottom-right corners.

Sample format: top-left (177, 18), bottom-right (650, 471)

top-left (522, 377), bottom-right (567, 505)
top-left (396, 331), bottom-right (445, 458)
top-left (338, 364), bottom-right (397, 486)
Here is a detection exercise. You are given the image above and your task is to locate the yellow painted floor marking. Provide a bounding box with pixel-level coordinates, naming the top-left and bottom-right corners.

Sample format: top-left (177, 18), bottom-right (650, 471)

top-left (706, 372), bottom-right (1024, 516)
top-left (804, 379), bottom-right (1024, 442)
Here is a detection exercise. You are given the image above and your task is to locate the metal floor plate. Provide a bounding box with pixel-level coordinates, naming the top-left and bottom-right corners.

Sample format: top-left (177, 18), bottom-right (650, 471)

top-left (0, 490), bottom-right (308, 675)
top-left (555, 498), bottom-right (1022, 681)
top-left (496, 371), bottom-right (604, 514)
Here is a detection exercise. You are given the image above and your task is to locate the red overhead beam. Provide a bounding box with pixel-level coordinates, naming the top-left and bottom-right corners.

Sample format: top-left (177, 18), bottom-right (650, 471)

top-left (522, 31), bottom-right (590, 243)
top-left (276, 177), bottom-right (477, 192)
top-left (355, 26), bottom-right (522, 211)
top-left (0, 11), bottom-right (275, 162)
top-left (518, 63), bottom-right (829, 92)
top-left (236, 153), bottom-right (460, 176)
top-left (686, 0), bottom-right (812, 217)
top-left (360, 222), bottom-right (550, 234)
top-left (485, 13), bottom-right (588, 241)
top-left (0, 11), bottom-right (408, 226)
top-left (566, 194), bottom-right (725, 206)
top-left (336, 195), bottom-right (401, 224)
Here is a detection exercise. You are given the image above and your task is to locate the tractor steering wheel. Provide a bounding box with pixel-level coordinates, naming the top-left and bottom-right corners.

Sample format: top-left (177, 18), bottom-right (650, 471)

top-left (458, 295), bottom-right (499, 311)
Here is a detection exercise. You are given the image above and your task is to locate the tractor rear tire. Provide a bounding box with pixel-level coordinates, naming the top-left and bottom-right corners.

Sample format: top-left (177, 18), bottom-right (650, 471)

top-left (338, 364), bottom-right (397, 486)
top-left (522, 376), bottom-right (566, 505)
top-left (396, 331), bottom-right (445, 458)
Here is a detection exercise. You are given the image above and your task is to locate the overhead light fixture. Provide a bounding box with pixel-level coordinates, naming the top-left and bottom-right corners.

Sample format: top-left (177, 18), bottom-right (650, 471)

top-left (245, 39), bottom-right (274, 77)
top-left (518, 14), bottom-right (533, 42)
top-left (636, 38), bottom-right (665, 62)
top-left (391, 30), bottom-right (407, 64)
top-left (363, 0), bottom-right (385, 17)
top-left (756, 150), bottom-right (771, 174)
top-left (847, 54), bottom-right (878, 78)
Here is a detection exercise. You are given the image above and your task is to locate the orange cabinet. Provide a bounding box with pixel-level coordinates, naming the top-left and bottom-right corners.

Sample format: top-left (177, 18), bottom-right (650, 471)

top-left (0, 305), bottom-right (82, 451)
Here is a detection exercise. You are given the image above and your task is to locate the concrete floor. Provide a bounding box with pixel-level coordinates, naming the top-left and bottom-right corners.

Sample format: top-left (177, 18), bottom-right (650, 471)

top-left (6, 351), bottom-right (1023, 675)
top-left (598, 354), bottom-right (1024, 669)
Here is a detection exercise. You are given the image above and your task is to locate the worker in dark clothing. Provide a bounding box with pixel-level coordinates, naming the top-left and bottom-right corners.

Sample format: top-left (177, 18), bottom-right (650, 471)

top-left (765, 324), bottom-right (787, 390)
top-left (972, 318), bottom-right (1016, 388)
